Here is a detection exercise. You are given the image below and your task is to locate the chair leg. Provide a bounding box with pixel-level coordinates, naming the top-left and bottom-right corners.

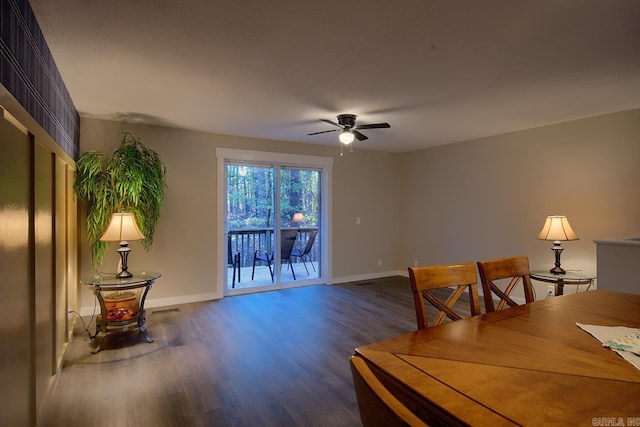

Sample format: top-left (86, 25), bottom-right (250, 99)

top-left (252, 254), bottom-right (257, 280)
top-left (236, 252), bottom-right (241, 282)
top-left (265, 252), bottom-right (274, 282)
top-left (232, 252), bottom-right (240, 288)
top-left (232, 256), bottom-right (237, 288)
top-left (267, 262), bottom-right (274, 282)
top-left (289, 259), bottom-right (296, 280)
top-left (253, 251), bottom-right (274, 282)
top-left (301, 257), bottom-right (309, 275)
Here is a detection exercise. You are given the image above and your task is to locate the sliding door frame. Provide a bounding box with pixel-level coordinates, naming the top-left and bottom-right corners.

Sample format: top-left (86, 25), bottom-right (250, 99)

top-left (216, 148), bottom-right (333, 297)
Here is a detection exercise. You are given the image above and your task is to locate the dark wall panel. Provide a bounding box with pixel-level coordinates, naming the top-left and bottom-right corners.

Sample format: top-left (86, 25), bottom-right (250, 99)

top-left (0, 0), bottom-right (79, 158)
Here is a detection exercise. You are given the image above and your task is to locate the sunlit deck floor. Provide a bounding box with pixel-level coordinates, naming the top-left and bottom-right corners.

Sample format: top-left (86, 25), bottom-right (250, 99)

top-left (226, 261), bottom-right (320, 289)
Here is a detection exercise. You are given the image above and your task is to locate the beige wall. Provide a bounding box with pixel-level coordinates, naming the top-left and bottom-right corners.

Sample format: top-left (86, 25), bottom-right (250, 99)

top-left (401, 108), bottom-right (640, 297)
top-left (78, 118), bottom-right (403, 309)
top-left (79, 108), bottom-right (640, 309)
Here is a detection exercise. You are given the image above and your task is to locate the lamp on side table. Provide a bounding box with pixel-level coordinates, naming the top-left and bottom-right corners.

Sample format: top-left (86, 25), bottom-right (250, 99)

top-left (537, 215), bottom-right (579, 275)
top-left (100, 212), bottom-right (145, 278)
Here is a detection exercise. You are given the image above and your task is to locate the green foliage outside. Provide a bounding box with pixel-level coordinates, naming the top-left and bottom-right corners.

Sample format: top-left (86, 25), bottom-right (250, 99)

top-left (226, 165), bottom-right (319, 230)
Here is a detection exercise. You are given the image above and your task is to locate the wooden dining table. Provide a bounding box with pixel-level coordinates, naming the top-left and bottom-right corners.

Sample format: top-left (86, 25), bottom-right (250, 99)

top-left (354, 290), bottom-right (640, 426)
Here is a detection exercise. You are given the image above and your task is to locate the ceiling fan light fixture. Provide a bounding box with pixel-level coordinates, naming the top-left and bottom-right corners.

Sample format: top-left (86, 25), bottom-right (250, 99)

top-left (339, 130), bottom-right (355, 144)
top-left (307, 114), bottom-right (390, 150)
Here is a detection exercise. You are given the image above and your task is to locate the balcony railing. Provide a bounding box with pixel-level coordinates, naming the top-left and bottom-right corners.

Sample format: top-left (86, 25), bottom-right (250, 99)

top-left (227, 227), bottom-right (319, 268)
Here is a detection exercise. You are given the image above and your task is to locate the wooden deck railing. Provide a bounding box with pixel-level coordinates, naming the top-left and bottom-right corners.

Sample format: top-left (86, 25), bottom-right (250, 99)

top-left (227, 227), bottom-right (319, 268)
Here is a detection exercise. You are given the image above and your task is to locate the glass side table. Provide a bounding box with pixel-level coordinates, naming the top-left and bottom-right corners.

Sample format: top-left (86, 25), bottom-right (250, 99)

top-left (530, 270), bottom-right (595, 296)
top-left (81, 271), bottom-right (160, 353)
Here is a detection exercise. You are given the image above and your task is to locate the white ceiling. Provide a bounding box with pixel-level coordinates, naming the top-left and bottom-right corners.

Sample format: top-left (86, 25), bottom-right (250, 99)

top-left (28, 0), bottom-right (640, 153)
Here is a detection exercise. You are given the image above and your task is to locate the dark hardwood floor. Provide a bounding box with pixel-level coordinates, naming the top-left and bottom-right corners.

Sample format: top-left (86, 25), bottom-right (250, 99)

top-left (39, 276), bottom-right (472, 427)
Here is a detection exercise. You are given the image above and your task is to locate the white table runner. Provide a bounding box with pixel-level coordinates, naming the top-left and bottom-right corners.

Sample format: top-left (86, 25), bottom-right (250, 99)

top-left (577, 322), bottom-right (640, 371)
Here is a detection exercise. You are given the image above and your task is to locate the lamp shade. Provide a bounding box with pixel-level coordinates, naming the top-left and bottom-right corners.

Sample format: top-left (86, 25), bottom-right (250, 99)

top-left (537, 215), bottom-right (579, 242)
top-left (292, 212), bottom-right (304, 223)
top-left (100, 212), bottom-right (145, 242)
top-left (339, 130), bottom-right (355, 144)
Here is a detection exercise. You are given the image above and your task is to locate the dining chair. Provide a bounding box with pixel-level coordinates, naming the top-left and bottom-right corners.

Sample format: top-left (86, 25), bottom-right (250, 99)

top-left (407, 263), bottom-right (481, 330)
top-left (291, 229), bottom-right (318, 274)
top-left (252, 229), bottom-right (299, 282)
top-left (477, 255), bottom-right (535, 312)
top-left (350, 355), bottom-right (429, 427)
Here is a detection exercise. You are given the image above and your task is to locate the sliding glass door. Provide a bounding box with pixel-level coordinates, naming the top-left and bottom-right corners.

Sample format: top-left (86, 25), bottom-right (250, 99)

top-left (224, 163), bottom-right (321, 292)
top-left (279, 167), bottom-right (320, 284)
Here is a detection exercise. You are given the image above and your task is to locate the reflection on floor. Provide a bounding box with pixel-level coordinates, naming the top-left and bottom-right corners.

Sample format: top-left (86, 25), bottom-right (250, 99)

top-left (227, 261), bottom-right (320, 289)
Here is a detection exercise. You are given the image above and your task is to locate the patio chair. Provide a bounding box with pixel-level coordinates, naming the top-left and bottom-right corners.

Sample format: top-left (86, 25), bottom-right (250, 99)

top-left (252, 229), bottom-right (299, 282)
top-left (291, 229), bottom-right (318, 275)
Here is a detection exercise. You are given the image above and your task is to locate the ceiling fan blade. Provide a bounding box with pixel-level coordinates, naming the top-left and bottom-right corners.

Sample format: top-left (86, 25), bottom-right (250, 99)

top-left (320, 119), bottom-right (341, 128)
top-left (308, 129), bottom-right (338, 136)
top-left (356, 122), bottom-right (391, 130)
top-left (353, 130), bottom-right (368, 141)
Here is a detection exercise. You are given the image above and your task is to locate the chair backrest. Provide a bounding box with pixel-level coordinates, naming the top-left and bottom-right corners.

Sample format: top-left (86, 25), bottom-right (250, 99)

top-left (408, 263), bottom-right (481, 329)
top-left (477, 256), bottom-right (535, 312)
top-left (350, 356), bottom-right (429, 427)
top-left (280, 229), bottom-right (299, 260)
top-left (300, 229), bottom-right (317, 255)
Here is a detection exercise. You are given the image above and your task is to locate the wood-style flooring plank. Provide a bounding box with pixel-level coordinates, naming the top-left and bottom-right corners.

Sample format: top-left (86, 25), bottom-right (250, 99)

top-left (38, 276), bottom-right (473, 427)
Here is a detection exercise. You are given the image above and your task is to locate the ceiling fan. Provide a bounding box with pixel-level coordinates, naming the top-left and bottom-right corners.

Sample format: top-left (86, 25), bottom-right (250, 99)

top-left (308, 114), bottom-right (390, 145)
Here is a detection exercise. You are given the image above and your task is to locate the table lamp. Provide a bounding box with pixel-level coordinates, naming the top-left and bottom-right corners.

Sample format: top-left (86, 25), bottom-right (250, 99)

top-left (100, 212), bottom-right (145, 278)
top-left (292, 212), bottom-right (304, 227)
top-left (537, 215), bottom-right (579, 275)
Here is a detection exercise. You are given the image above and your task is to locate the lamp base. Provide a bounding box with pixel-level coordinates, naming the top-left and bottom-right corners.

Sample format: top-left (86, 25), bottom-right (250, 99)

top-left (116, 269), bottom-right (133, 279)
top-left (116, 242), bottom-right (132, 279)
top-left (550, 242), bottom-right (566, 275)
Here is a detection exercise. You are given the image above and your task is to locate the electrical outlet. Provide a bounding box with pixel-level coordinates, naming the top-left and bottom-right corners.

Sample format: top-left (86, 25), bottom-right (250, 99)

top-left (356, 216), bottom-right (361, 225)
top-left (377, 259), bottom-right (382, 267)
top-left (414, 260), bottom-right (419, 267)
top-left (547, 285), bottom-right (555, 295)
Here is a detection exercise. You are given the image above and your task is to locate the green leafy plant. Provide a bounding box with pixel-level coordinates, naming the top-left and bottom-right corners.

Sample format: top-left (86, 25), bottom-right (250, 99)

top-left (74, 132), bottom-right (167, 267)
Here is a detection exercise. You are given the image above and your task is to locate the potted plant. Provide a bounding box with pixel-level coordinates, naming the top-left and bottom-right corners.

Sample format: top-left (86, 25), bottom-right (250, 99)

top-left (74, 132), bottom-right (167, 268)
